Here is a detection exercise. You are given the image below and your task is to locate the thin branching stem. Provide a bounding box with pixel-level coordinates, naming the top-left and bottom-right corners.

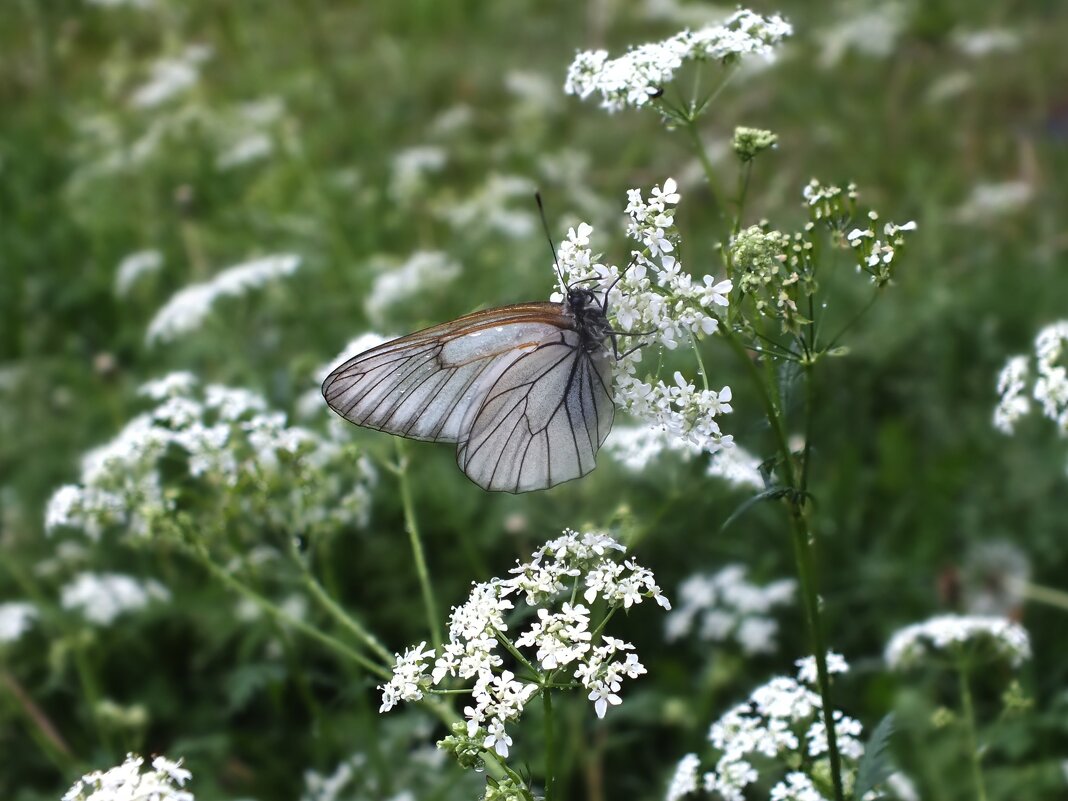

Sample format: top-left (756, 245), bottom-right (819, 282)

top-left (393, 441), bottom-right (443, 651)
top-left (957, 660), bottom-right (989, 801)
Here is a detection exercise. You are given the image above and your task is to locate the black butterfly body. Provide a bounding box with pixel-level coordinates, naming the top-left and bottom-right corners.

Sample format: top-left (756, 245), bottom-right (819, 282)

top-left (322, 287), bottom-right (615, 493)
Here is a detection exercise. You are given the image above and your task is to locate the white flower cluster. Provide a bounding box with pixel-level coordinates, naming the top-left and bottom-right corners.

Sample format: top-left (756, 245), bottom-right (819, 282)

top-left (390, 145), bottom-right (447, 204)
top-left (130, 45), bottom-right (212, 109)
top-left (60, 572), bottom-right (170, 626)
top-left (844, 214), bottom-right (917, 283)
top-left (63, 754), bottom-right (193, 801)
top-left (564, 10), bottom-right (792, 113)
top-left (365, 251), bottom-right (462, 326)
top-left (379, 530), bottom-right (669, 757)
top-left (553, 180), bottom-right (733, 454)
top-left (44, 372), bottom-right (375, 542)
top-left (146, 254), bottom-right (301, 344)
top-left (665, 565), bottom-right (796, 655)
top-left (0, 601), bottom-right (38, 644)
top-left (885, 614), bottom-right (1032, 670)
top-left (605, 425), bottom-right (761, 488)
top-left (114, 249), bottom-right (163, 297)
top-left (437, 173), bottom-right (537, 240)
top-left (671, 654), bottom-right (861, 801)
top-left (994, 320), bottom-right (1068, 436)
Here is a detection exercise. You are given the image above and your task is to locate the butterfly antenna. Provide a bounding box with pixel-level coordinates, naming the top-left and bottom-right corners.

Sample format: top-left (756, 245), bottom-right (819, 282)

top-left (536, 192), bottom-right (568, 295)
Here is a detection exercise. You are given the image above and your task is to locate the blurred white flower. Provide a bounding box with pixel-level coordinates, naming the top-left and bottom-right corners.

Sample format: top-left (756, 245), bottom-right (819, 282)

top-left (63, 754), bottom-right (193, 801)
top-left (706, 446), bottom-right (763, 489)
top-left (564, 9), bottom-right (792, 113)
top-left (665, 753), bottom-right (700, 801)
top-left (365, 251), bottom-right (461, 326)
top-left (665, 565), bottom-right (795, 654)
top-left (952, 28), bottom-right (1021, 57)
top-left (114, 250), bottom-right (163, 296)
top-left (504, 70), bottom-right (561, 113)
top-left (60, 572), bottom-right (170, 626)
top-left (885, 614), bottom-right (1032, 669)
top-left (438, 173), bottom-right (536, 239)
top-left (817, 2), bottom-right (905, 68)
top-left (0, 601), bottom-right (38, 644)
top-left (995, 320), bottom-right (1068, 437)
top-left (130, 45), bottom-right (212, 109)
top-left (146, 254), bottom-right (301, 344)
top-left (390, 146), bottom-right (447, 204)
top-left (44, 373), bottom-right (376, 542)
top-left (963, 540), bottom-right (1031, 617)
top-left (954, 180), bottom-right (1033, 223)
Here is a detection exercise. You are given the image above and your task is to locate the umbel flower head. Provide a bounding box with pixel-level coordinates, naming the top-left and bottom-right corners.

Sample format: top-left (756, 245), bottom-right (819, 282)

top-left (668, 654), bottom-right (873, 801)
top-left (564, 9), bottom-right (792, 114)
top-left (44, 372), bottom-right (375, 544)
top-left (379, 530), bottom-right (669, 759)
top-left (63, 753), bottom-right (193, 801)
top-left (551, 179), bottom-right (733, 456)
top-left (884, 614), bottom-right (1031, 670)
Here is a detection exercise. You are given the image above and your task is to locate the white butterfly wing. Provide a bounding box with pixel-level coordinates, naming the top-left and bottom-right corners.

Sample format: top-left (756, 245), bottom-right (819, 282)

top-left (457, 330), bottom-right (615, 493)
top-left (322, 304), bottom-right (572, 444)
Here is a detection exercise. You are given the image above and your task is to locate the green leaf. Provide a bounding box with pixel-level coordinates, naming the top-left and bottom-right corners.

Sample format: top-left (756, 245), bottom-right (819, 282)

top-left (719, 487), bottom-right (790, 533)
top-left (854, 713), bottom-right (896, 800)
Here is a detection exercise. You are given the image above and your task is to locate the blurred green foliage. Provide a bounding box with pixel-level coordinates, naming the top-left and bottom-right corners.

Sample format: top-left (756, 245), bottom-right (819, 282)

top-left (2, 0), bottom-right (1068, 799)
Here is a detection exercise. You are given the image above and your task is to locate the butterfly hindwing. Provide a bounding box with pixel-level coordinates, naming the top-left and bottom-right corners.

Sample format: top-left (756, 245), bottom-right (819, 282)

top-left (457, 330), bottom-right (615, 493)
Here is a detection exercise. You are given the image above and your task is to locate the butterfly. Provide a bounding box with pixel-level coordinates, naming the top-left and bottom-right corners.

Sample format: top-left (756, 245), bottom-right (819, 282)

top-left (321, 284), bottom-right (618, 493)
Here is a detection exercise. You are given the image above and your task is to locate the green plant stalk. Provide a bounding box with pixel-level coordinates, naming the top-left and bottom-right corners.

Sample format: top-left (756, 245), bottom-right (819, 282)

top-left (957, 662), bottom-right (988, 801)
top-left (192, 543), bottom-right (390, 679)
top-left (544, 688), bottom-right (556, 801)
top-left (394, 441), bottom-right (444, 651)
top-left (711, 315), bottom-right (846, 801)
top-left (288, 539), bottom-right (393, 663)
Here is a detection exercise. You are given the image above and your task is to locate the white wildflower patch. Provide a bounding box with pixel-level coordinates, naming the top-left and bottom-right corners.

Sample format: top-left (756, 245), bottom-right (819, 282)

top-left (995, 320), bottom-right (1068, 438)
top-left (816, 3), bottom-right (906, 69)
top-left (564, 10), bottom-right (792, 113)
top-left (665, 752), bottom-right (701, 801)
top-left (437, 173), bottom-right (536, 240)
top-left (0, 602), bottom-right (38, 644)
top-left (60, 572), bottom-right (170, 626)
top-left (885, 614), bottom-right (1032, 669)
top-left (146, 254), bottom-right (301, 344)
top-left (952, 28), bottom-right (1021, 57)
top-left (696, 656), bottom-right (865, 801)
top-left (365, 251), bottom-right (462, 326)
top-left (44, 372), bottom-right (375, 542)
top-left (606, 425), bottom-right (761, 490)
top-left (665, 565), bottom-right (795, 654)
top-left (380, 530), bottom-right (668, 757)
top-left (953, 180), bottom-right (1034, 223)
top-left (114, 249), bottom-right (163, 296)
top-left (62, 754), bottom-right (193, 801)
top-left (390, 146), bottom-right (447, 204)
top-left (553, 179), bottom-right (734, 454)
top-left (130, 45), bottom-right (212, 109)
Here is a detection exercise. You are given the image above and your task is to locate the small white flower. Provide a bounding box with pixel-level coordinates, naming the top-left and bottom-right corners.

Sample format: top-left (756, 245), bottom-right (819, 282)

top-left (885, 614), bottom-right (1031, 669)
top-left (60, 572), bottom-right (170, 626)
top-left (0, 602), bottom-right (38, 644)
top-left (666, 753), bottom-right (700, 801)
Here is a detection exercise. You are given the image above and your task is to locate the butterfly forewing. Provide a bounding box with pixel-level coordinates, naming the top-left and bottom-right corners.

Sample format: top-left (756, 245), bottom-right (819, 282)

top-left (322, 304), bottom-right (573, 443)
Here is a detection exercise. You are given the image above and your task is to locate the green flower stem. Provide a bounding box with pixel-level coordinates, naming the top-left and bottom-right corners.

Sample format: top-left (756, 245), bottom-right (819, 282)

top-left (492, 627), bottom-right (541, 680)
top-left (957, 661), bottom-right (988, 801)
top-left (1020, 582), bottom-right (1068, 612)
top-left (393, 441), bottom-right (444, 652)
top-left (485, 751), bottom-right (536, 799)
top-left (544, 688), bottom-right (556, 801)
top-left (72, 639), bottom-right (118, 757)
top-left (191, 543), bottom-right (390, 679)
top-left (713, 314), bottom-right (845, 801)
top-left (684, 120), bottom-right (725, 223)
top-left (0, 669), bottom-right (77, 773)
top-left (287, 539), bottom-right (393, 663)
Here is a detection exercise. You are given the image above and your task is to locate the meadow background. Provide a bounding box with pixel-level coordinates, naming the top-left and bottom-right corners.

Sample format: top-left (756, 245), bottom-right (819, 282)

top-left (2, 0), bottom-right (1068, 799)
